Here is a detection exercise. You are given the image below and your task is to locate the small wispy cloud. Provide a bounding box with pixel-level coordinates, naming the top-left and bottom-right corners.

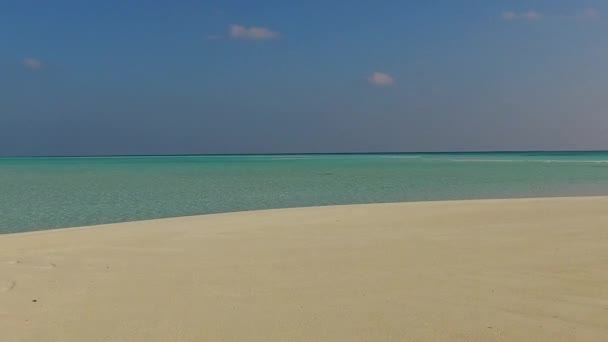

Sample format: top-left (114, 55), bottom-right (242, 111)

top-left (230, 24), bottom-right (280, 40)
top-left (368, 72), bottom-right (395, 87)
top-left (501, 10), bottom-right (542, 21)
top-left (22, 57), bottom-right (43, 70)
top-left (577, 8), bottom-right (600, 22)
top-left (206, 34), bottom-right (223, 41)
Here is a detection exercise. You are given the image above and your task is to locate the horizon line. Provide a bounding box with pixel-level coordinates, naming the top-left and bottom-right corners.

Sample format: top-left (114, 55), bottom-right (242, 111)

top-left (2, 149), bottom-right (608, 159)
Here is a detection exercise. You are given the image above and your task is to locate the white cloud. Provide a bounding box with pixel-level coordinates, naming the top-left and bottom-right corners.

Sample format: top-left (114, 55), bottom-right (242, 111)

top-left (522, 11), bottom-right (542, 20)
top-left (230, 25), bottom-right (280, 40)
top-left (22, 57), bottom-right (43, 70)
top-left (577, 8), bottom-right (600, 21)
top-left (502, 10), bottom-right (542, 21)
top-left (368, 72), bottom-right (395, 87)
top-left (501, 11), bottom-right (518, 20)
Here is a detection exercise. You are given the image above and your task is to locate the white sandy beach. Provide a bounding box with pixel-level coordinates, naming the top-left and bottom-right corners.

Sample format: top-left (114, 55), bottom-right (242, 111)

top-left (1, 197), bottom-right (608, 341)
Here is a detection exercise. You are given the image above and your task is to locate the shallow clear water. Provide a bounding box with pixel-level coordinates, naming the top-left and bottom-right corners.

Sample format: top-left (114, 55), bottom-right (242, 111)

top-left (2, 152), bottom-right (608, 233)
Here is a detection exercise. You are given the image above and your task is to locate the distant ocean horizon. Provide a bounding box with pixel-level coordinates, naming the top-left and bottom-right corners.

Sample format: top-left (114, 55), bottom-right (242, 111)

top-left (4, 149), bottom-right (608, 158)
top-left (2, 151), bottom-right (608, 234)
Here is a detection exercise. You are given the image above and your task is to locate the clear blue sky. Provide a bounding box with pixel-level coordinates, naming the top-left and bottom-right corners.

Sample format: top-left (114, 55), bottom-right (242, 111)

top-left (2, 1), bottom-right (607, 156)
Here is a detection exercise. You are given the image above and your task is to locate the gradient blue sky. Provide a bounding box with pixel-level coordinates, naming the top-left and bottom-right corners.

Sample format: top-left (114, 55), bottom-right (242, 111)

top-left (2, 1), bottom-right (607, 156)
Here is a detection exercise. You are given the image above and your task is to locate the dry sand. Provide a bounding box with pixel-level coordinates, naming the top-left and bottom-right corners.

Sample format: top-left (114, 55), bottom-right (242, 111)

top-left (1, 197), bottom-right (608, 341)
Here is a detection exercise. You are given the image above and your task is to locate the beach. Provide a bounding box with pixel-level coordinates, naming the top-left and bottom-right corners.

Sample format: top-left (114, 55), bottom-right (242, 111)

top-left (2, 197), bottom-right (608, 341)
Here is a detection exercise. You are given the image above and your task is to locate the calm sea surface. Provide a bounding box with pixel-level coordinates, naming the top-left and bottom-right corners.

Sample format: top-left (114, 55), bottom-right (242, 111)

top-left (2, 152), bottom-right (608, 233)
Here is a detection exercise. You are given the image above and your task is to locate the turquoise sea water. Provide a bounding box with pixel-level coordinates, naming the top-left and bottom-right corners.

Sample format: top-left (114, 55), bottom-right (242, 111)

top-left (2, 152), bottom-right (608, 234)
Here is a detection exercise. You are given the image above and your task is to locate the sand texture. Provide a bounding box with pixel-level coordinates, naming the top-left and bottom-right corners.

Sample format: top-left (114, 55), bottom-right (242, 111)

top-left (1, 197), bottom-right (608, 341)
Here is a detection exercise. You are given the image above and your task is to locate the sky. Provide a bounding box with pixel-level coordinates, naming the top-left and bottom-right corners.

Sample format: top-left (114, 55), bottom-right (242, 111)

top-left (1, 0), bottom-right (608, 156)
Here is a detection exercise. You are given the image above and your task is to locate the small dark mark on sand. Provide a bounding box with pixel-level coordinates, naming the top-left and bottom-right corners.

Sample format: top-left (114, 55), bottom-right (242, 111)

top-left (32, 299), bottom-right (37, 303)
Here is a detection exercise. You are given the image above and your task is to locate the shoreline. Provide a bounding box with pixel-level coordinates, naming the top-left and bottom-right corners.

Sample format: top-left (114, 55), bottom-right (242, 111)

top-left (3, 195), bottom-right (608, 237)
top-left (2, 196), bottom-right (608, 341)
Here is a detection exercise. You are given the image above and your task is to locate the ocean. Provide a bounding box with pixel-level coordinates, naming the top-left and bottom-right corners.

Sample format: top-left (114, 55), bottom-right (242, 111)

top-left (2, 152), bottom-right (608, 233)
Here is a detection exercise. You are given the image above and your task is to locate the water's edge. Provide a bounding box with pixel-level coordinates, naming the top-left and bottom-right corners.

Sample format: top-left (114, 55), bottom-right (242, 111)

top-left (3, 195), bottom-right (606, 237)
